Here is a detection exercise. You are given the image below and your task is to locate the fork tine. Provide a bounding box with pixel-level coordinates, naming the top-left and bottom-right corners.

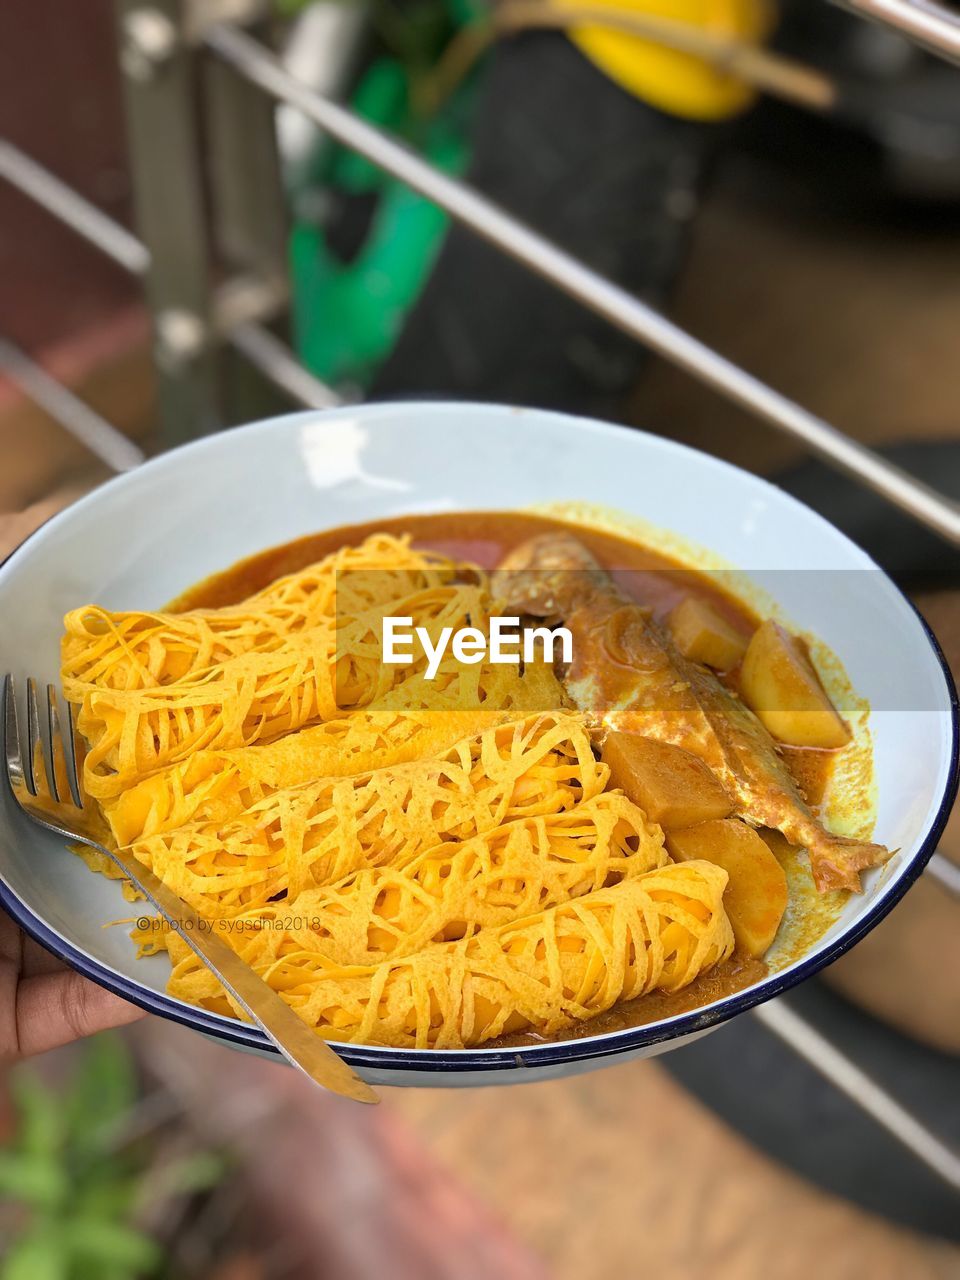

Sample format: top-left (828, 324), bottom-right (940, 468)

top-left (26, 677), bottom-right (47, 799)
top-left (45, 685), bottom-right (61, 804)
top-left (46, 685), bottom-right (73, 807)
top-left (3, 675), bottom-right (26, 794)
top-left (50, 686), bottom-right (82, 803)
top-left (65, 701), bottom-right (86, 808)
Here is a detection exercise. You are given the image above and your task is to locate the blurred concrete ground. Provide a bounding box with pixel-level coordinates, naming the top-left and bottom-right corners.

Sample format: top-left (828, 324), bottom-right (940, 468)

top-left (129, 1013), bottom-right (960, 1280)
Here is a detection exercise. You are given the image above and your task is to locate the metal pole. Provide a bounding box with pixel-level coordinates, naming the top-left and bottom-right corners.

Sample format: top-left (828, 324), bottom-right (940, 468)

top-left (753, 999), bottom-right (960, 1192)
top-left (204, 28), bottom-right (293, 426)
top-left (204, 26), bottom-right (288, 280)
top-left (116, 0), bottom-right (220, 445)
top-left (924, 850), bottom-right (960, 899)
top-left (230, 323), bottom-right (343, 410)
top-left (205, 23), bottom-right (960, 548)
top-left (830, 0), bottom-right (960, 66)
top-left (0, 339), bottom-right (145, 472)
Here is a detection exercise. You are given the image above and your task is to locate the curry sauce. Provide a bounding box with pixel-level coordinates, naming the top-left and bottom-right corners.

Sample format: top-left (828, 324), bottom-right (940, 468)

top-left (175, 509), bottom-right (836, 809)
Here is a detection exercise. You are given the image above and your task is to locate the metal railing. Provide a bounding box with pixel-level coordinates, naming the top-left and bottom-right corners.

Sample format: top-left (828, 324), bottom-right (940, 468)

top-left (832, 0), bottom-right (960, 65)
top-left (2, 0), bottom-right (959, 1194)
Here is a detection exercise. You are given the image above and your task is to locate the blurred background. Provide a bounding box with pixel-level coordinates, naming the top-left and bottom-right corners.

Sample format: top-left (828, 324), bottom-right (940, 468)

top-left (2, 1), bottom-right (960, 1276)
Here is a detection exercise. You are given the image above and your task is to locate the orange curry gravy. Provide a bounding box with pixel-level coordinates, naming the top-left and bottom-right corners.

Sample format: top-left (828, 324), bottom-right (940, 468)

top-left (175, 510), bottom-right (834, 808)
top-left (174, 510), bottom-right (839, 1038)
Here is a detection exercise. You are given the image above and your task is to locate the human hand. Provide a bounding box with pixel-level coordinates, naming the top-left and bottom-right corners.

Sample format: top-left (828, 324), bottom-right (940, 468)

top-left (0, 906), bottom-right (144, 1061)
top-left (0, 495), bottom-right (145, 1060)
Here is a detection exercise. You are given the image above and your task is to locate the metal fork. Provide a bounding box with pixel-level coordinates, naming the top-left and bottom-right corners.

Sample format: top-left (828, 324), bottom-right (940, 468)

top-left (1, 675), bottom-right (377, 1104)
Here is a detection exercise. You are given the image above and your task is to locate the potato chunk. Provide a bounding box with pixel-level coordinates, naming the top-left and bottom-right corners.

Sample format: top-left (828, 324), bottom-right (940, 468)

top-left (666, 819), bottom-right (788, 958)
top-left (601, 732), bottom-right (733, 830)
top-left (740, 620), bottom-right (850, 749)
top-left (667, 596), bottom-right (749, 671)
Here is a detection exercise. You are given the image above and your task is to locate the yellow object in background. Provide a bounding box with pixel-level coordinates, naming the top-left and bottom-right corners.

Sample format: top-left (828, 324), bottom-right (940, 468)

top-left (560, 0), bottom-right (774, 120)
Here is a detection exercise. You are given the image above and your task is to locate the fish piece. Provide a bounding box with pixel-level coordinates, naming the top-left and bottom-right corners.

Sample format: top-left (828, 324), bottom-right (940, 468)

top-left (497, 533), bottom-right (888, 892)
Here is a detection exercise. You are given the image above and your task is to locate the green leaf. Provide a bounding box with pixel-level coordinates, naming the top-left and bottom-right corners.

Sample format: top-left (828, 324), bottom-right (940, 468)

top-left (72, 1266), bottom-right (133, 1280)
top-left (63, 1219), bottom-right (162, 1272)
top-left (72, 1264), bottom-right (135, 1280)
top-left (10, 1071), bottom-right (63, 1157)
top-left (65, 1035), bottom-right (138, 1151)
top-left (0, 1151), bottom-right (69, 1210)
top-left (0, 1231), bottom-right (69, 1280)
top-left (71, 1175), bottom-right (140, 1221)
top-left (275, 0), bottom-right (337, 14)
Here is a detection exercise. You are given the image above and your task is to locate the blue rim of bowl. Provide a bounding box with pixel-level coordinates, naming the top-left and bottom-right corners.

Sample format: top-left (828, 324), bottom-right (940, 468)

top-left (0, 605), bottom-right (956, 1076)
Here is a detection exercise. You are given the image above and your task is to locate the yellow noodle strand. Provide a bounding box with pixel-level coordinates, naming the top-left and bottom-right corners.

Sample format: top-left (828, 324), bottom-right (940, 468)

top-left (102, 707), bottom-right (524, 845)
top-left (62, 535), bottom-right (532, 799)
top-left (61, 534), bottom-right (455, 692)
top-left (163, 861), bottom-right (734, 1047)
top-left (144, 789), bottom-right (665, 995)
top-left (129, 712), bottom-right (606, 916)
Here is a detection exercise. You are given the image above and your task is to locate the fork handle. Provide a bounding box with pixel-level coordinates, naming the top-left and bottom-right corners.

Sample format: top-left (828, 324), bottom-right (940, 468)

top-left (103, 843), bottom-right (378, 1104)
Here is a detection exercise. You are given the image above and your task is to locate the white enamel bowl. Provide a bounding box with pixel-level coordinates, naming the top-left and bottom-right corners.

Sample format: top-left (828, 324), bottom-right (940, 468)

top-left (0, 403), bottom-right (955, 1087)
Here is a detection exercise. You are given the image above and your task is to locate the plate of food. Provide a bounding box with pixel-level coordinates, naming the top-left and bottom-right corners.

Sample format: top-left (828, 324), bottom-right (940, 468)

top-left (0, 402), bottom-right (955, 1086)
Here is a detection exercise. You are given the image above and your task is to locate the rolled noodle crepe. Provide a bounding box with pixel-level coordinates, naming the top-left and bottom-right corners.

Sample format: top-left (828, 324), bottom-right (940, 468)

top-left (61, 534), bottom-right (454, 692)
top-left (129, 713), bottom-right (607, 914)
top-left (145, 789), bottom-right (665, 991)
top-left (63, 534), bottom-right (554, 800)
top-left (103, 707), bottom-right (527, 845)
top-left (164, 861), bottom-right (733, 1048)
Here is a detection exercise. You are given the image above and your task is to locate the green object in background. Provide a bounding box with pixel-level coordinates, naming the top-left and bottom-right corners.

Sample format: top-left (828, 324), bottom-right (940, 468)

top-left (290, 52), bottom-right (475, 390)
top-left (0, 1036), bottom-right (227, 1280)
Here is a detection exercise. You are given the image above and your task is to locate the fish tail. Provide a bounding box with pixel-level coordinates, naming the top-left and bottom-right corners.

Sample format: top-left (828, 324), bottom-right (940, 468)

top-left (808, 832), bottom-right (890, 893)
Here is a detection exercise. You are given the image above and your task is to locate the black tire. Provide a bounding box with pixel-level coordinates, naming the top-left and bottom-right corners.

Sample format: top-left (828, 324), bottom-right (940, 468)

top-left (373, 32), bottom-right (725, 420)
